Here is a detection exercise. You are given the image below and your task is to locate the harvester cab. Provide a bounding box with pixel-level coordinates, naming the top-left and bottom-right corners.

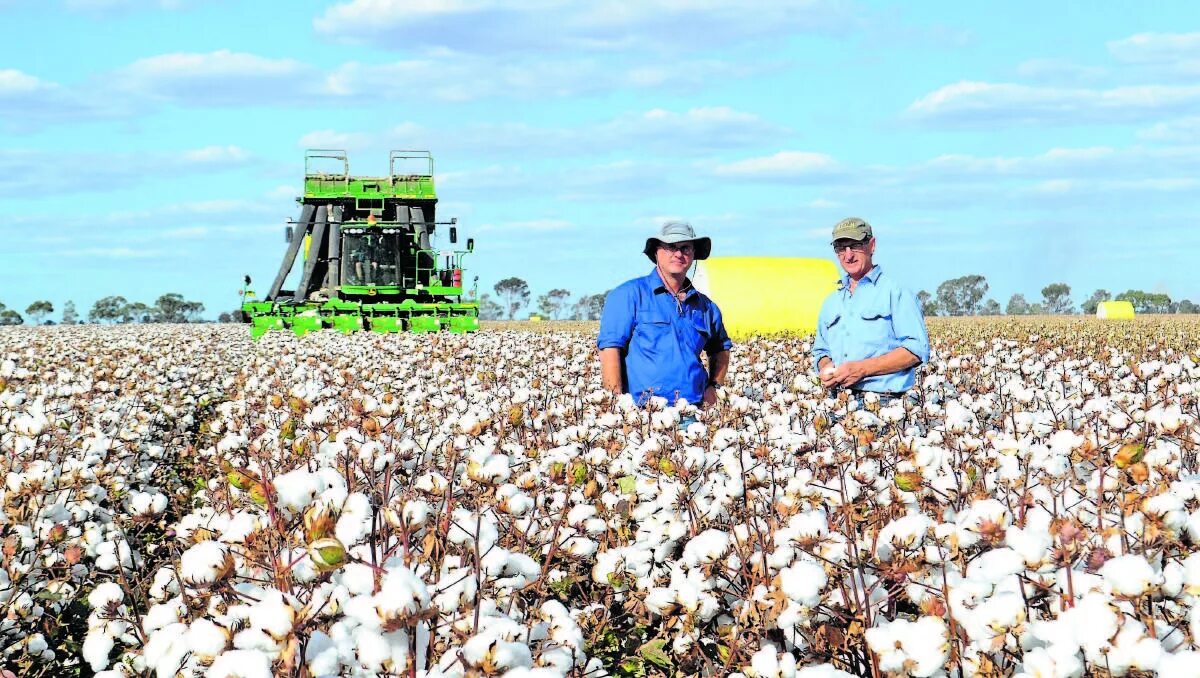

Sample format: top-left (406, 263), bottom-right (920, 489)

top-left (242, 150), bottom-right (480, 338)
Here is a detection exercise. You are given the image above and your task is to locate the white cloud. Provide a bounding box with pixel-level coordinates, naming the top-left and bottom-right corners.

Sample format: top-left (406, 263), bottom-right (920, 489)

top-left (1108, 31), bottom-right (1200, 63)
top-left (0, 69), bottom-right (115, 128)
top-left (1138, 116), bottom-right (1200, 143)
top-left (1015, 58), bottom-right (1106, 83)
top-left (313, 0), bottom-right (856, 53)
top-left (0, 147), bottom-right (257, 197)
top-left (298, 106), bottom-right (788, 159)
top-left (115, 50), bottom-right (317, 105)
top-left (324, 56), bottom-right (773, 102)
top-left (907, 80), bottom-right (1200, 126)
top-left (712, 151), bottom-right (839, 178)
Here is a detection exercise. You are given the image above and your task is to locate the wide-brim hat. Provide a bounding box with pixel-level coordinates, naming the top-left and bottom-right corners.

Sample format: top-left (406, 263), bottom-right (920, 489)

top-left (643, 221), bottom-right (711, 262)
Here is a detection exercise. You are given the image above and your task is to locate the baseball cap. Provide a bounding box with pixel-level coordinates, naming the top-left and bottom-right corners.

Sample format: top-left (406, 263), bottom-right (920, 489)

top-left (831, 217), bottom-right (873, 242)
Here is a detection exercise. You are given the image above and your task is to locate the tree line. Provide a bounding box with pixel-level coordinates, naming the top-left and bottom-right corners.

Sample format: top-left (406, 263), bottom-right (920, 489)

top-left (0, 294), bottom-right (209, 326)
top-left (918, 276), bottom-right (1198, 316)
top-left (478, 278), bottom-right (607, 321)
top-left (474, 275), bottom-right (1199, 322)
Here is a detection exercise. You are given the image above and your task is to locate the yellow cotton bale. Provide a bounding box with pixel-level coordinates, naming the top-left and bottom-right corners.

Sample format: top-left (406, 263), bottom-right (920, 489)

top-left (693, 257), bottom-right (841, 338)
top-left (1096, 300), bottom-right (1135, 319)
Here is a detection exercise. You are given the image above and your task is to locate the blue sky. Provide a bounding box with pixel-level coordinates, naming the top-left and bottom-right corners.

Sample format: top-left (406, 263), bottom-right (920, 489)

top-left (3, 0), bottom-right (1199, 320)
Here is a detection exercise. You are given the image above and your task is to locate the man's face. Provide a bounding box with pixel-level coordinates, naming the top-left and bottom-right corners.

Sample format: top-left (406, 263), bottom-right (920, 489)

top-left (833, 237), bottom-right (875, 278)
top-left (655, 241), bottom-right (695, 276)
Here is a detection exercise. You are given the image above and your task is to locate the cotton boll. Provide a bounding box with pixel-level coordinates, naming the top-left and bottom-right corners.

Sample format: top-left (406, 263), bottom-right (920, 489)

top-left (143, 598), bottom-right (185, 633)
top-left (682, 529), bottom-right (730, 567)
top-left (374, 564), bottom-right (432, 625)
top-left (745, 641), bottom-right (796, 678)
top-left (334, 492), bottom-right (373, 546)
top-left (179, 540), bottom-right (233, 586)
top-left (95, 539), bottom-right (135, 571)
top-left (401, 500), bottom-right (431, 528)
top-left (142, 622), bottom-right (189, 677)
top-left (305, 630), bottom-right (340, 676)
top-left (967, 548), bottom-right (1024, 586)
top-left (185, 618), bottom-right (229, 660)
top-left (206, 649), bottom-right (274, 678)
top-left (1006, 527), bottom-right (1053, 569)
top-left (1101, 554), bottom-right (1162, 597)
top-left (273, 469), bottom-right (321, 512)
top-left (1158, 650), bottom-right (1200, 677)
top-left (82, 631), bottom-right (115, 672)
top-left (865, 616), bottom-right (949, 678)
top-left (87, 582), bottom-right (125, 611)
top-left (1015, 645), bottom-right (1083, 678)
top-left (876, 513), bottom-right (931, 561)
top-left (251, 590), bottom-right (296, 639)
top-left (779, 561), bottom-right (826, 607)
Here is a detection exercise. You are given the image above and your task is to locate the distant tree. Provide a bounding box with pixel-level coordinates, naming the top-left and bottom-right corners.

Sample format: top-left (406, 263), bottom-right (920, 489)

top-left (981, 299), bottom-right (1002, 315)
top-left (0, 303), bottom-right (22, 326)
top-left (152, 293), bottom-right (204, 323)
top-left (1081, 289), bottom-right (1111, 316)
top-left (936, 275), bottom-right (988, 316)
top-left (1029, 303), bottom-right (1045, 315)
top-left (1005, 294), bottom-right (1030, 316)
top-left (25, 301), bottom-right (53, 324)
top-left (1116, 289), bottom-right (1173, 314)
top-left (572, 293), bottom-right (607, 320)
top-left (917, 290), bottom-right (939, 317)
top-left (535, 288), bottom-right (572, 320)
top-left (61, 300), bottom-right (78, 325)
top-left (125, 302), bottom-right (153, 323)
top-left (493, 278), bottom-right (530, 320)
top-left (1041, 283), bottom-right (1074, 315)
top-left (89, 296), bottom-right (128, 324)
top-left (477, 293), bottom-right (504, 320)
top-left (1178, 299), bottom-right (1199, 314)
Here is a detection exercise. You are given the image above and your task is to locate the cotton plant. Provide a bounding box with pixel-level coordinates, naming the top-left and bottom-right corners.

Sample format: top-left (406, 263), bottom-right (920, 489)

top-left (2, 318), bottom-right (1200, 675)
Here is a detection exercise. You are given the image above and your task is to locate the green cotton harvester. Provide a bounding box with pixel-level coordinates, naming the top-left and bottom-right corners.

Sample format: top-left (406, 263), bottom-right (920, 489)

top-left (242, 150), bottom-right (479, 338)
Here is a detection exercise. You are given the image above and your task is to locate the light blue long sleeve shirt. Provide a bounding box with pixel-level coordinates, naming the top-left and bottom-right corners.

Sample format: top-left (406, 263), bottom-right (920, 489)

top-left (812, 264), bottom-right (930, 393)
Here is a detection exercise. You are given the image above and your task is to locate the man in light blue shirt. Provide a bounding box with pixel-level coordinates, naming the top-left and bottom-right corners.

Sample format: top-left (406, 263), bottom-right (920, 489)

top-left (597, 222), bottom-right (732, 407)
top-left (813, 218), bottom-right (929, 396)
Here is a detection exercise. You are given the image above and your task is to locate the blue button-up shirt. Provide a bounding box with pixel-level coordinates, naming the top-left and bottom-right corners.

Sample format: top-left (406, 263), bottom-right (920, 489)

top-left (812, 265), bottom-right (930, 393)
top-left (597, 268), bottom-right (733, 405)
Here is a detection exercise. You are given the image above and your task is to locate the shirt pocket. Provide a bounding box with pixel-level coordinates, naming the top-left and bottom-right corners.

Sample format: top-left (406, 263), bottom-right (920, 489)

top-left (687, 315), bottom-right (712, 354)
top-left (633, 314), bottom-right (672, 355)
top-left (858, 302), bottom-right (894, 347)
top-left (822, 312), bottom-right (843, 332)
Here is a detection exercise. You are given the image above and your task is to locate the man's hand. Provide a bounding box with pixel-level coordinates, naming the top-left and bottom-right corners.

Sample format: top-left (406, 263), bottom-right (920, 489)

top-left (818, 357), bottom-right (837, 387)
top-left (830, 360), bottom-right (868, 387)
top-left (701, 385), bottom-right (718, 407)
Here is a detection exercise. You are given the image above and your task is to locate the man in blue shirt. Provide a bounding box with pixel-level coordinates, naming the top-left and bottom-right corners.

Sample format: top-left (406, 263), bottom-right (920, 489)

top-left (597, 222), bottom-right (732, 407)
top-left (813, 218), bottom-right (929, 397)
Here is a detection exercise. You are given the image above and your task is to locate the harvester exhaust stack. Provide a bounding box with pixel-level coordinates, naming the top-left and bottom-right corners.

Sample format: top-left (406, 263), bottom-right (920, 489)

top-left (242, 150), bottom-right (480, 338)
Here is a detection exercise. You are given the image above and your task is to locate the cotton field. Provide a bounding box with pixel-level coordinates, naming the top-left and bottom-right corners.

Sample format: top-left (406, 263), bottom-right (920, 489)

top-left (1, 319), bottom-right (1199, 678)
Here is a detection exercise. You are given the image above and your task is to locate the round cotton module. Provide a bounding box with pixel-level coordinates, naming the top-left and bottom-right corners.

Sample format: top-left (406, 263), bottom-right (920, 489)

top-left (693, 257), bottom-right (840, 338)
top-left (1096, 300), bottom-right (1135, 319)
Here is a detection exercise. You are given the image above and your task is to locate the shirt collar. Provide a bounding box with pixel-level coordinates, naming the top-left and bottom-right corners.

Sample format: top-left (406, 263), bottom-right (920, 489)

top-left (840, 264), bottom-right (882, 289)
top-left (644, 267), bottom-right (697, 298)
